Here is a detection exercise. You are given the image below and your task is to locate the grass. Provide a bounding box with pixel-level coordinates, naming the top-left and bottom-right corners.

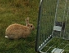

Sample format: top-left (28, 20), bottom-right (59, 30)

top-left (0, 0), bottom-right (69, 53)
top-left (42, 38), bottom-right (69, 53)
top-left (0, 0), bottom-right (39, 53)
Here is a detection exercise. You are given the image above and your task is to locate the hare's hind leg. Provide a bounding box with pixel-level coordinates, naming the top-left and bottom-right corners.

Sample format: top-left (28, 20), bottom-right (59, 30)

top-left (5, 34), bottom-right (19, 39)
top-left (22, 35), bottom-right (27, 38)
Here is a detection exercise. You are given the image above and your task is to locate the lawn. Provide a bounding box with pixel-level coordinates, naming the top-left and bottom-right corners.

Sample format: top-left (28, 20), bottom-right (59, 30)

top-left (0, 0), bottom-right (39, 53)
top-left (0, 0), bottom-right (69, 53)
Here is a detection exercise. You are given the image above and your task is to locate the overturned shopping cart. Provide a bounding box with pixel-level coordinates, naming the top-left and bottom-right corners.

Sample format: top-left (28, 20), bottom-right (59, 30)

top-left (35, 0), bottom-right (69, 53)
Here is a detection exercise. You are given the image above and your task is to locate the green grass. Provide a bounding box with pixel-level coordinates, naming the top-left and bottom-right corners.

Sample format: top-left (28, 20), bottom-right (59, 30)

top-left (0, 0), bottom-right (39, 53)
top-left (0, 0), bottom-right (69, 53)
top-left (42, 38), bottom-right (69, 53)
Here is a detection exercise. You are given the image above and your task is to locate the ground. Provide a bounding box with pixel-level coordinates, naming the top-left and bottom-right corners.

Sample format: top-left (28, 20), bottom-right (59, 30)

top-left (0, 0), bottom-right (69, 53)
top-left (0, 0), bottom-right (39, 53)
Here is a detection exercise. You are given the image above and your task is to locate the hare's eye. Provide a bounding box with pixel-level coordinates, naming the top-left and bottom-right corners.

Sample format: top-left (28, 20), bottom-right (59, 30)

top-left (31, 25), bottom-right (32, 27)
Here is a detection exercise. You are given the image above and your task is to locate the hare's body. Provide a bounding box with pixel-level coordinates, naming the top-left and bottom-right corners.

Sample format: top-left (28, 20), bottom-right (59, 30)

top-left (5, 17), bottom-right (34, 39)
top-left (5, 24), bottom-right (31, 39)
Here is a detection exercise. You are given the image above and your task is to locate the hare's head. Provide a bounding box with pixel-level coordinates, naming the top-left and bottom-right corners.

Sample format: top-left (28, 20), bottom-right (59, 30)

top-left (25, 17), bottom-right (35, 30)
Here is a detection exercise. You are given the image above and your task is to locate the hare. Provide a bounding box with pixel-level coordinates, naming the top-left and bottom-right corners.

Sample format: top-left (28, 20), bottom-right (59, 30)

top-left (5, 17), bottom-right (35, 39)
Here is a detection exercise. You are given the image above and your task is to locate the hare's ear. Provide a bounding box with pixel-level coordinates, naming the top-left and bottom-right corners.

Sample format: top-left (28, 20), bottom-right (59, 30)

top-left (25, 17), bottom-right (29, 26)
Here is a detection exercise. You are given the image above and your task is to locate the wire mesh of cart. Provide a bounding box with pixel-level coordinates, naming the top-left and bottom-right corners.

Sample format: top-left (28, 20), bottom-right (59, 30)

top-left (35, 0), bottom-right (69, 53)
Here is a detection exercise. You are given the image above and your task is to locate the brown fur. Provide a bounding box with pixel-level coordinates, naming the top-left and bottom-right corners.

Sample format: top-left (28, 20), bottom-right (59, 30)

top-left (5, 17), bottom-right (34, 39)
